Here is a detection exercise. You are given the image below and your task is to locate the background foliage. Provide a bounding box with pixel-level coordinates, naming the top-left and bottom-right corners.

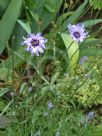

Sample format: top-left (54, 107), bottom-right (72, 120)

top-left (0, 0), bottom-right (102, 135)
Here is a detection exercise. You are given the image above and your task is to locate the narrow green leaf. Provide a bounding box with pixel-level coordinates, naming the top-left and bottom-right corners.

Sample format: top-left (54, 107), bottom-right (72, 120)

top-left (60, 0), bottom-right (88, 31)
top-left (28, 10), bottom-right (39, 22)
top-left (80, 38), bottom-right (102, 47)
top-left (0, 88), bottom-right (10, 97)
top-left (17, 20), bottom-right (31, 34)
top-left (20, 82), bottom-right (27, 95)
top-left (50, 72), bottom-right (59, 87)
top-left (81, 19), bottom-right (102, 28)
top-left (80, 48), bottom-right (102, 57)
top-left (56, 12), bottom-right (73, 26)
top-left (0, 101), bottom-right (13, 116)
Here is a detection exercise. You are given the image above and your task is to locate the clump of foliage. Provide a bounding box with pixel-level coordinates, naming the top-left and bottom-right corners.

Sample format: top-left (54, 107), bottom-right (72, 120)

top-left (0, 0), bottom-right (102, 135)
top-left (89, 0), bottom-right (102, 9)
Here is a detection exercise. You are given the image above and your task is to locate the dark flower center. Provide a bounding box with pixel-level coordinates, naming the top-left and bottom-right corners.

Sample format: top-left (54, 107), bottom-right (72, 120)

top-left (31, 39), bottom-right (39, 47)
top-left (73, 31), bottom-right (80, 38)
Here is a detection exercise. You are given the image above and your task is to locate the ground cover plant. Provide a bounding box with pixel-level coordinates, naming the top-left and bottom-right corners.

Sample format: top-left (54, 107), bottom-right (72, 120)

top-left (1, 0), bottom-right (102, 135)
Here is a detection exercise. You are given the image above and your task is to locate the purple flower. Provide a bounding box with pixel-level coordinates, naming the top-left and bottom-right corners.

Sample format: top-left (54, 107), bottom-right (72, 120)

top-left (86, 111), bottom-right (94, 123)
top-left (22, 33), bottom-right (47, 56)
top-left (48, 102), bottom-right (53, 109)
top-left (67, 24), bottom-right (88, 42)
top-left (28, 86), bottom-right (32, 92)
top-left (79, 56), bottom-right (88, 65)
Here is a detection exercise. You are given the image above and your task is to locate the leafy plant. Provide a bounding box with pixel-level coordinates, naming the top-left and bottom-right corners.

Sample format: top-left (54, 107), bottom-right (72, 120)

top-left (0, 0), bottom-right (102, 135)
top-left (89, 0), bottom-right (102, 9)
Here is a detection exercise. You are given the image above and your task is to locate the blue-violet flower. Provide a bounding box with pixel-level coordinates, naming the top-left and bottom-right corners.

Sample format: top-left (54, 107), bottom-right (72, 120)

top-left (86, 111), bottom-right (94, 123)
top-left (22, 33), bottom-right (47, 56)
top-left (48, 102), bottom-right (53, 109)
top-left (67, 24), bottom-right (88, 42)
top-left (28, 86), bottom-right (32, 92)
top-left (79, 56), bottom-right (88, 65)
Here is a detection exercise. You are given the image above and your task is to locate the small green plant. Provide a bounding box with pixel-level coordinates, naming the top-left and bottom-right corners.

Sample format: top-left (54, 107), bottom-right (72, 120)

top-left (89, 0), bottom-right (102, 9)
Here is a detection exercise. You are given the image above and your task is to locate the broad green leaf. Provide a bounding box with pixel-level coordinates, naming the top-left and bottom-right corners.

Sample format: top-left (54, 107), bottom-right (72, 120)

top-left (0, 46), bottom-right (27, 69)
top-left (81, 19), bottom-right (102, 28)
top-left (0, 0), bottom-right (22, 54)
top-left (0, 0), bottom-right (9, 17)
top-left (11, 23), bottom-right (26, 51)
top-left (17, 20), bottom-right (31, 34)
top-left (32, 0), bottom-right (63, 33)
top-left (61, 33), bottom-right (79, 75)
top-left (44, 2), bottom-right (55, 13)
